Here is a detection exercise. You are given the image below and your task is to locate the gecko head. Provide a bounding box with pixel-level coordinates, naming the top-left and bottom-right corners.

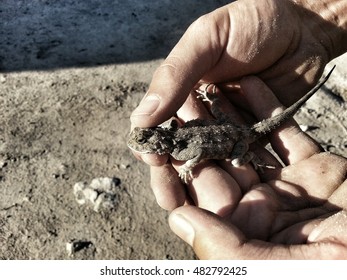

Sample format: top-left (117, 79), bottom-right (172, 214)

top-left (127, 127), bottom-right (174, 155)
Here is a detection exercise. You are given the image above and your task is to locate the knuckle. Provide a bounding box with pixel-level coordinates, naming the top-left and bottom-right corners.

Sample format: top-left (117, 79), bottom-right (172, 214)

top-left (188, 13), bottom-right (212, 33)
top-left (154, 55), bottom-right (185, 81)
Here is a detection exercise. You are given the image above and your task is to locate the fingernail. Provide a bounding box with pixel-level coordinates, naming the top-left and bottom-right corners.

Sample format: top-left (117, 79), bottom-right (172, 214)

top-left (169, 213), bottom-right (195, 246)
top-left (131, 94), bottom-right (160, 117)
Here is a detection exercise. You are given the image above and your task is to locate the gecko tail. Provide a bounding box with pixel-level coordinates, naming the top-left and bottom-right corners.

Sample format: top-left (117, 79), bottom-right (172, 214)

top-left (250, 65), bottom-right (335, 138)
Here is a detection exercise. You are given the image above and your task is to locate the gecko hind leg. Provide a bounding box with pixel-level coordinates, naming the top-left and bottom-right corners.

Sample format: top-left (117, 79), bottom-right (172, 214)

top-left (230, 141), bottom-right (250, 167)
top-left (230, 141), bottom-right (275, 172)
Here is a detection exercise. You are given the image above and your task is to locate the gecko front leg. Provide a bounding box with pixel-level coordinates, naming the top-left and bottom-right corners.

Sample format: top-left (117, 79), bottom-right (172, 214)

top-left (176, 148), bottom-right (204, 184)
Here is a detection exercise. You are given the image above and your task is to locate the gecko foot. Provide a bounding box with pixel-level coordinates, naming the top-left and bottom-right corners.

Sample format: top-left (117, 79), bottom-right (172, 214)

top-left (178, 166), bottom-right (194, 184)
top-left (196, 83), bottom-right (217, 102)
top-left (249, 153), bottom-right (276, 173)
top-left (231, 151), bottom-right (276, 172)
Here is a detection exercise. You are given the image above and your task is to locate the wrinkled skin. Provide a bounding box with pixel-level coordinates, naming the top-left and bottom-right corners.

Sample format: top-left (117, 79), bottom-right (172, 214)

top-left (167, 77), bottom-right (347, 259)
top-left (129, 0), bottom-right (347, 259)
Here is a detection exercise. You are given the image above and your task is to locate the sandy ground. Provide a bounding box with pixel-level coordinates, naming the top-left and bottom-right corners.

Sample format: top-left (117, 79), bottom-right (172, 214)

top-left (0, 0), bottom-right (346, 259)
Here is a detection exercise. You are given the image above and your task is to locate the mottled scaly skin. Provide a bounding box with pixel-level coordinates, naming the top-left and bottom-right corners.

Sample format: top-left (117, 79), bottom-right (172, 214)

top-left (128, 67), bottom-right (335, 183)
top-left (170, 123), bottom-right (246, 161)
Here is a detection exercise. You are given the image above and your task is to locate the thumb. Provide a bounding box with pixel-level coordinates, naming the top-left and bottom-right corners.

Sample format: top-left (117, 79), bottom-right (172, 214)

top-left (130, 13), bottom-right (227, 128)
top-left (169, 206), bottom-right (247, 259)
top-left (169, 206), bottom-right (347, 259)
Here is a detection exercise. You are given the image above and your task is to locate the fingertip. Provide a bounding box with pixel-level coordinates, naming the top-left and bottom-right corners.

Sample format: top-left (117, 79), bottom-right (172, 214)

top-left (150, 165), bottom-right (187, 211)
top-left (240, 75), bottom-right (263, 90)
top-left (240, 75), bottom-right (283, 119)
top-left (141, 153), bottom-right (168, 166)
top-left (130, 94), bottom-right (161, 127)
top-left (240, 75), bottom-right (257, 84)
top-left (169, 206), bottom-right (246, 259)
top-left (178, 161), bottom-right (242, 216)
top-left (169, 206), bottom-right (199, 247)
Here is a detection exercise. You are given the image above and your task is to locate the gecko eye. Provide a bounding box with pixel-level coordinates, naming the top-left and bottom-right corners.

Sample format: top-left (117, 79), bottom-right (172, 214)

top-left (137, 137), bottom-right (147, 144)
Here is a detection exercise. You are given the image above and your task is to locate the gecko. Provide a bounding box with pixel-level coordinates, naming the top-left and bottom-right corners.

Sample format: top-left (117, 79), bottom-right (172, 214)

top-left (128, 67), bottom-right (335, 183)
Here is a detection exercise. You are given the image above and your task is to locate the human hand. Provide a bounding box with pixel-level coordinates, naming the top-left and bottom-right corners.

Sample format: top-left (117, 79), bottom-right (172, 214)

top-left (128, 0), bottom-right (347, 258)
top-left (130, 0), bottom-right (347, 184)
top-left (167, 77), bottom-right (347, 259)
top-left (131, 0), bottom-right (347, 126)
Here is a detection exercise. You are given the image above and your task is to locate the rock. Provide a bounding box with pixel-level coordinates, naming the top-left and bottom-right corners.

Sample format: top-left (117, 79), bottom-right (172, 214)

top-left (73, 177), bottom-right (121, 212)
top-left (0, 75), bottom-right (6, 83)
top-left (66, 239), bottom-right (94, 256)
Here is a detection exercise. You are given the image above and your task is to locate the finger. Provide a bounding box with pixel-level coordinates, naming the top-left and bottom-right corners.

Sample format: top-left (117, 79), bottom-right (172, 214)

top-left (269, 153), bottom-right (347, 202)
top-left (259, 49), bottom-right (325, 107)
top-left (150, 164), bottom-right (187, 211)
top-left (130, 10), bottom-right (229, 128)
top-left (169, 205), bottom-right (246, 260)
top-left (218, 160), bottom-right (260, 193)
top-left (308, 210), bottom-right (347, 246)
top-left (173, 160), bottom-right (242, 216)
top-left (175, 89), bottom-right (242, 216)
top-left (218, 82), bottom-right (251, 116)
top-left (169, 206), bottom-right (347, 259)
top-left (177, 90), bottom-right (212, 120)
top-left (229, 184), bottom-right (279, 240)
top-left (240, 76), bottom-right (322, 165)
top-left (138, 153), bottom-right (169, 166)
top-left (271, 216), bottom-right (325, 244)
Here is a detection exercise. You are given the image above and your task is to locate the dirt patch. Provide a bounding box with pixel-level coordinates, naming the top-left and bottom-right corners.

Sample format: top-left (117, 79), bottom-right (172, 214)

top-left (1, 60), bottom-right (346, 259)
top-left (0, 0), bottom-right (346, 260)
top-left (0, 64), bottom-right (195, 259)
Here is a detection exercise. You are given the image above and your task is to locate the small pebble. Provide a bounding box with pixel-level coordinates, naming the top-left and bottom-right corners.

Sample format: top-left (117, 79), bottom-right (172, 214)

top-left (66, 239), bottom-right (93, 256)
top-left (0, 75), bottom-right (6, 83)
